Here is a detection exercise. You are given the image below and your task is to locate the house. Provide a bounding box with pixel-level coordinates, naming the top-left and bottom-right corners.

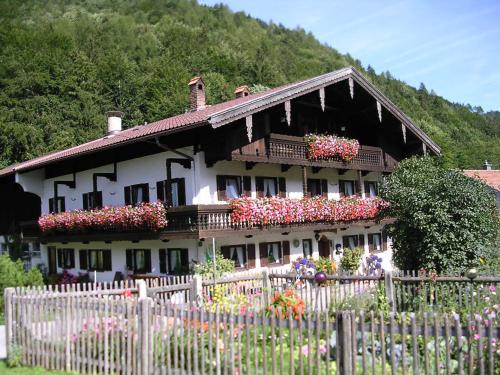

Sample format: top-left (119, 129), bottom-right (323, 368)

top-left (464, 161), bottom-right (500, 208)
top-left (0, 67), bottom-right (440, 281)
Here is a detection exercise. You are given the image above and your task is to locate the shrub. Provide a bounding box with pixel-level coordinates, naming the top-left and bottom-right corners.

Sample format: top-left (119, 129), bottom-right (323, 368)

top-left (340, 247), bottom-right (364, 272)
top-left (193, 250), bottom-right (235, 278)
top-left (315, 256), bottom-right (337, 274)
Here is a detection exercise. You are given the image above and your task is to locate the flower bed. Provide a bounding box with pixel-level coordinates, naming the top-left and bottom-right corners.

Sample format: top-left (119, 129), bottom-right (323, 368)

top-left (304, 134), bottom-right (360, 162)
top-left (229, 196), bottom-right (389, 226)
top-left (38, 202), bottom-right (168, 234)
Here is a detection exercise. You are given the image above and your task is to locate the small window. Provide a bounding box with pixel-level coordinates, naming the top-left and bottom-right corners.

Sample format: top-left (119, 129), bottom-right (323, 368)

top-left (302, 239), bottom-right (313, 257)
top-left (83, 191), bottom-right (103, 210)
top-left (256, 177), bottom-right (285, 198)
top-left (167, 249), bottom-right (189, 274)
top-left (364, 181), bottom-right (378, 198)
top-left (157, 179), bottom-right (186, 207)
top-left (266, 242), bottom-right (282, 264)
top-left (342, 235), bottom-right (365, 250)
top-left (216, 175), bottom-right (251, 201)
top-left (49, 197), bottom-right (66, 213)
top-left (0, 243), bottom-right (8, 254)
top-left (221, 245), bottom-right (247, 268)
top-left (307, 179), bottom-right (328, 197)
top-left (126, 249), bottom-right (151, 274)
top-left (86, 249), bottom-right (112, 271)
top-left (124, 183), bottom-right (149, 205)
top-left (57, 248), bottom-right (75, 269)
top-left (339, 180), bottom-right (356, 197)
top-left (368, 233), bottom-right (382, 252)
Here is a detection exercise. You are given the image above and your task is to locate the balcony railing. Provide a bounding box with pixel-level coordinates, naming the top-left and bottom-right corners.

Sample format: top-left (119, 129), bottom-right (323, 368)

top-left (231, 133), bottom-right (397, 172)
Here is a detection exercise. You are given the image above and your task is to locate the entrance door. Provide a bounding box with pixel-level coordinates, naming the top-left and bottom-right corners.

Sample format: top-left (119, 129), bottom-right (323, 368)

top-left (318, 237), bottom-right (330, 258)
top-left (48, 246), bottom-right (57, 275)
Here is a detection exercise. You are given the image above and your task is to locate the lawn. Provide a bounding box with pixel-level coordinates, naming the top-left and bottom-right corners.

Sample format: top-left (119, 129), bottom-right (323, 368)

top-left (0, 361), bottom-right (74, 374)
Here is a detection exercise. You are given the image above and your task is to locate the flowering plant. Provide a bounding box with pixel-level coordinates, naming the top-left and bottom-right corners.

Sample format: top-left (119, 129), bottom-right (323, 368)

top-left (315, 257), bottom-right (337, 274)
top-left (230, 196), bottom-right (389, 226)
top-left (366, 254), bottom-right (383, 275)
top-left (267, 289), bottom-right (306, 320)
top-left (292, 257), bottom-right (316, 277)
top-left (304, 134), bottom-right (360, 162)
top-left (38, 202), bottom-right (168, 234)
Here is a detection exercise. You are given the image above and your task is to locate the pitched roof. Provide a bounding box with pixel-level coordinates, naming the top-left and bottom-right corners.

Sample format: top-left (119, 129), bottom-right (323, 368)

top-left (0, 67), bottom-right (440, 177)
top-left (463, 170), bottom-right (500, 191)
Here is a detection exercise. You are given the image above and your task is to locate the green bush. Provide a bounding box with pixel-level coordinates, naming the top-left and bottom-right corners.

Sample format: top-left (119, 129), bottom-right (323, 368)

top-left (340, 247), bottom-right (364, 272)
top-left (0, 255), bottom-right (44, 313)
top-left (193, 250), bottom-right (235, 278)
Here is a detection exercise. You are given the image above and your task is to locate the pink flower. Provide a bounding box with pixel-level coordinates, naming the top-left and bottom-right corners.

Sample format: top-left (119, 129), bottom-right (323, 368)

top-left (301, 345), bottom-right (310, 356)
top-left (474, 334), bottom-right (480, 341)
top-left (319, 345), bottom-right (327, 354)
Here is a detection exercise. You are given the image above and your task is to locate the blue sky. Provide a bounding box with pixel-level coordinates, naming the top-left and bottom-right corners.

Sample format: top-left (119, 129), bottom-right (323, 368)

top-left (199, 0), bottom-right (500, 111)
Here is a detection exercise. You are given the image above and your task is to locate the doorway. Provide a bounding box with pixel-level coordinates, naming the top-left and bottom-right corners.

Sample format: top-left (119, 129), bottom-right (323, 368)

top-left (318, 236), bottom-right (331, 258)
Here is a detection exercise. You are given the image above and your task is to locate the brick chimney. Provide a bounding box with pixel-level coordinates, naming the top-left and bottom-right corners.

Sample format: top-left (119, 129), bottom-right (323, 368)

top-left (188, 76), bottom-right (205, 111)
top-left (234, 85), bottom-right (250, 99)
top-left (483, 160), bottom-right (492, 170)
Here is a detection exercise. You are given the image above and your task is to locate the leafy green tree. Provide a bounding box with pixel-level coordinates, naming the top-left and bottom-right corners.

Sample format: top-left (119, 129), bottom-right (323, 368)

top-left (193, 250), bottom-right (235, 278)
top-left (380, 157), bottom-right (499, 273)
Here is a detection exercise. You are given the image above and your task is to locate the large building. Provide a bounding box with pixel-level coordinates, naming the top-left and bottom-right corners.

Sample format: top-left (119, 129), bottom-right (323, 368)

top-left (0, 67), bottom-right (440, 281)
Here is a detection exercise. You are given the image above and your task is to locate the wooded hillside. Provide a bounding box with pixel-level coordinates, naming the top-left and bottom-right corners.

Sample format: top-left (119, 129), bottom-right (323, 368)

top-left (0, 0), bottom-right (498, 169)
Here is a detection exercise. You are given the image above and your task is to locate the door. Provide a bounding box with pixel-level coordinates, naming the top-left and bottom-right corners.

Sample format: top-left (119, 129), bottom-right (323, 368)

top-left (318, 237), bottom-right (330, 258)
top-left (48, 246), bottom-right (57, 275)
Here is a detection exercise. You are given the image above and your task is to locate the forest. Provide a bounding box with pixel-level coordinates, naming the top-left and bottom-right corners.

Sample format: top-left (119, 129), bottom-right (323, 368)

top-left (0, 0), bottom-right (498, 169)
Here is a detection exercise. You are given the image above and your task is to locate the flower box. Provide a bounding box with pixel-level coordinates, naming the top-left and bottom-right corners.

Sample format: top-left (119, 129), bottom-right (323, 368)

top-left (304, 134), bottom-right (360, 162)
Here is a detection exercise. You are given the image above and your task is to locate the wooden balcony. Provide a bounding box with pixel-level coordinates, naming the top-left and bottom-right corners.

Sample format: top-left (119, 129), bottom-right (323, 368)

top-left (23, 204), bottom-right (393, 242)
top-left (231, 134), bottom-right (397, 172)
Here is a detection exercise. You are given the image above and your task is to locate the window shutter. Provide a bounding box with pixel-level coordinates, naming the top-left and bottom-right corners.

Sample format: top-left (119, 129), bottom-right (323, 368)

top-left (306, 180), bottom-right (313, 198)
top-left (342, 236), bottom-right (349, 249)
top-left (181, 250), bottom-right (189, 273)
top-left (177, 178), bottom-right (186, 206)
top-left (354, 180), bottom-right (361, 196)
top-left (282, 241), bottom-right (290, 264)
top-left (96, 191), bottom-right (103, 208)
top-left (124, 186), bottom-right (131, 205)
top-left (79, 250), bottom-right (88, 270)
top-left (142, 184), bottom-right (150, 203)
top-left (220, 246), bottom-right (231, 260)
top-left (364, 182), bottom-right (370, 197)
top-left (49, 198), bottom-right (54, 213)
top-left (156, 181), bottom-right (165, 201)
top-left (339, 181), bottom-right (345, 197)
top-left (321, 179), bottom-right (328, 198)
top-left (60, 198), bottom-right (65, 212)
top-left (247, 244), bottom-right (256, 269)
top-left (368, 234), bottom-right (374, 252)
top-left (82, 194), bottom-right (89, 210)
top-left (382, 230), bottom-right (388, 251)
top-left (126, 249), bottom-right (133, 270)
top-left (145, 249), bottom-right (152, 273)
top-left (57, 249), bottom-right (63, 268)
top-left (159, 249), bottom-right (167, 273)
top-left (103, 250), bottom-right (112, 271)
top-left (278, 178), bottom-right (286, 198)
top-left (255, 177), bottom-right (264, 198)
top-left (242, 176), bottom-right (252, 197)
top-left (68, 249), bottom-right (75, 268)
top-left (358, 234), bottom-right (365, 248)
top-left (259, 243), bottom-right (269, 267)
top-left (216, 175), bottom-right (227, 201)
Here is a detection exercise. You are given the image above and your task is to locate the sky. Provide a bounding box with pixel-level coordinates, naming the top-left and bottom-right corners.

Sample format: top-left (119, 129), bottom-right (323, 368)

top-left (199, 0), bottom-right (500, 112)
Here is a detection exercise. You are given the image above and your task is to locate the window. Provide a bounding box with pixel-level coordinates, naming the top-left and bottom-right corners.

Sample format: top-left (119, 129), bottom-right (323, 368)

top-left (256, 177), bottom-right (286, 198)
top-left (216, 175), bottom-right (251, 201)
top-left (368, 233), bottom-right (382, 252)
top-left (267, 242), bottom-right (282, 264)
top-left (342, 235), bottom-right (365, 250)
top-left (80, 249), bottom-right (112, 271)
top-left (339, 180), bottom-right (357, 197)
top-left (0, 243), bottom-right (8, 254)
top-left (221, 245), bottom-right (247, 268)
top-left (124, 184), bottom-right (149, 205)
top-left (31, 242), bottom-right (41, 257)
top-left (82, 191), bottom-right (103, 210)
top-left (156, 179), bottom-right (186, 207)
top-left (364, 181), bottom-right (378, 198)
top-left (126, 249), bottom-right (151, 274)
top-left (57, 248), bottom-right (75, 269)
top-left (167, 249), bottom-right (189, 274)
top-left (49, 197), bottom-right (65, 213)
top-left (302, 239), bottom-right (313, 257)
top-left (307, 179), bottom-right (328, 197)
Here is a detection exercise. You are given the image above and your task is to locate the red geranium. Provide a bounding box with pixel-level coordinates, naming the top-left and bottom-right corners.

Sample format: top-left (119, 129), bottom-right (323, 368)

top-left (305, 134), bottom-right (360, 162)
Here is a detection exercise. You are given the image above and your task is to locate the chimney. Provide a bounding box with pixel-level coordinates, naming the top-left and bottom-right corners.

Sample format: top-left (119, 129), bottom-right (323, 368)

top-left (483, 160), bottom-right (492, 170)
top-left (188, 76), bottom-right (206, 111)
top-left (234, 85), bottom-right (250, 99)
top-left (106, 111), bottom-right (123, 135)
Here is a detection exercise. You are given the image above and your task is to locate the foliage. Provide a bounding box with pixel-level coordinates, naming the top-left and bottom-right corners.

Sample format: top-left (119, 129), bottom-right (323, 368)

top-left (0, 361), bottom-right (73, 374)
top-left (0, 255), bottom-right (43, 313)
top-left (291, 256), bottom-right (316, 276)
top-left (267, 289), bottom-right (306, 320)
top-left (340, 247), bottom-right (364, 272)
top-left (380, 157), bottom-right (499, 273)
top-left (366, 254), bottom-right (383, 275)
top-left (6, 346), bottom-right (23, 368)
top-left (193, 250), bottom-right (235, 278)
top-left (0, 0), bottom-right (498, 170)
top-left (203, 283), bottom-right (256, 313)
top-left (314, 256), bottom-right (338, 274)
top-left (304, 133), bottom-right (359, 162)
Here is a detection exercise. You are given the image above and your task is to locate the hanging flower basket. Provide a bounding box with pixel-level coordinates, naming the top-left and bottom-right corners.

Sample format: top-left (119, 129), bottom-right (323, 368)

top-left (304, 134), bottom-right (360, 162)
top-left (38, 202), bottom-right (168, 234)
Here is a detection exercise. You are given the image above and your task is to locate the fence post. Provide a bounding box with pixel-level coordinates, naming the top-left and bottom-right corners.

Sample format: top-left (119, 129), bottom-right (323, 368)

top-left (384, 271), bottom-right (396, 313)
top-left (138, 297), bottom-right (153, 375)
top-left (336, 311), bottom-right (353, 374)
top-left (190, 274), bottom-right (203, 305)
top-left (4, 287), bottom-right (14, 358)
top-left (136, 279), bottom-right (148, 299)
top-left (262, 269), bottom-right (271, 306)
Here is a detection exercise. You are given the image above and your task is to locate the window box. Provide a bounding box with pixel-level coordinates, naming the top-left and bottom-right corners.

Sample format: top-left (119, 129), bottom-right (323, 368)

top-left (304, 134), bottom-right (360, 162)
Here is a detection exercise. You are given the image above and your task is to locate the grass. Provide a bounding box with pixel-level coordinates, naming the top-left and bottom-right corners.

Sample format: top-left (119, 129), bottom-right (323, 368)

top-left (0, 361), bottom-right (75, 374)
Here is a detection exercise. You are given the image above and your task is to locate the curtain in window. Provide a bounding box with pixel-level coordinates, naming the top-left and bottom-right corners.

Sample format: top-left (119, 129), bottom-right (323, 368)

top-left (136, 250), bottom-right (146, 271)
top-left (171, 182), bottom-right (179, 207)
top-left (89, 251), bottom-right (103, 270)
top-left (268, 243), bottom-right (280, 263)
top-left (369, 183), bottom-right (376, 197)
top-left (226, 179), bottom-right (240, 199)
top-left (303, 240), bottom-right (312, 257)
top-left (136, 187), bottom-right (143, 203)
top-left (230, 246), bottom-right (245, 267)
top-left (348, 236), bottom-right (356, 249)
top-left (373, 234), bottom-right (381, 251)
top-left (169, 250), bottom-right (181, 273)
top-left (263, 179), bottom-right (276, 197)
top-left (345, 182), bottom-right (354, 196)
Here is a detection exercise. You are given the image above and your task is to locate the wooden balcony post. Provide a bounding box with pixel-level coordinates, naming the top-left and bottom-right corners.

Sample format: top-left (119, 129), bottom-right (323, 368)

top-left (302, 166), bottom-right (308, 197)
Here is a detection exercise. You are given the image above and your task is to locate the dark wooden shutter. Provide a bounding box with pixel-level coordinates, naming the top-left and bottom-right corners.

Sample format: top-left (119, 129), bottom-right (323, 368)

top-left (342, 236), bottom-right (349, 249)
top-left (242, 176), bottom-right (252, 197)
top-left (82, 193), bottom-right (89, 210)
top-left (142, 184), bottom-right (150, 203)
top-left (103, 250), bottom-right (112, 271)
top-left (126, 249), bottom-right (133, 270)
top-left (368, 234), bottom-right (374, 252)
top-left (354, 180), bottom-right (361, 196)
top-left (306, 179), bottom-right (313, 198)
top-left (159, 249), bottom-right (167, 273)
top-left (364, 182), bottom-right (370, 197)
top-left (57, 249), bottom-right (63, 268)
top-left (60, 198), bottom-right (65, 212)
top-left (95, 191), bottom-right (103, 208)
top-left (282, 241), bottom-right (290, 264)
top-left (79, 250), bottom-right (88, 270)
top-left (255, 177), bottom-right (264, 198)
top-left (358, 234), bottom-right (365, 248)
top-left (321, 179), bottom-right (328, 198)
top-left (220, 246), bottom-right (231, 260)
top-left (177, 178), bottom-right (186, 205)
top-left (382, 230), bottom-right (388, 251)
top-left (259, 243), bottom-right (269, 267)
top-left (339, 181), bottom-right (345, 197)
top-left (124, 186), bottom-right (131, 205)
top-left (181, 250), bottom-right (189, 273)
top-left (156, 181), bottom-right (165, 201)
top-left (278, 178), bottom-right (286, 198)
top-left (145, 249), bottom-right (151, 272)
top-left (49, 198), bottom-right (54, 213)
top-left (216, 175), bottom-right (227, 201)
top-left (68, 249), bottom-right (75, 268)
top-left (247, 244), bottom-right (256, 269)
